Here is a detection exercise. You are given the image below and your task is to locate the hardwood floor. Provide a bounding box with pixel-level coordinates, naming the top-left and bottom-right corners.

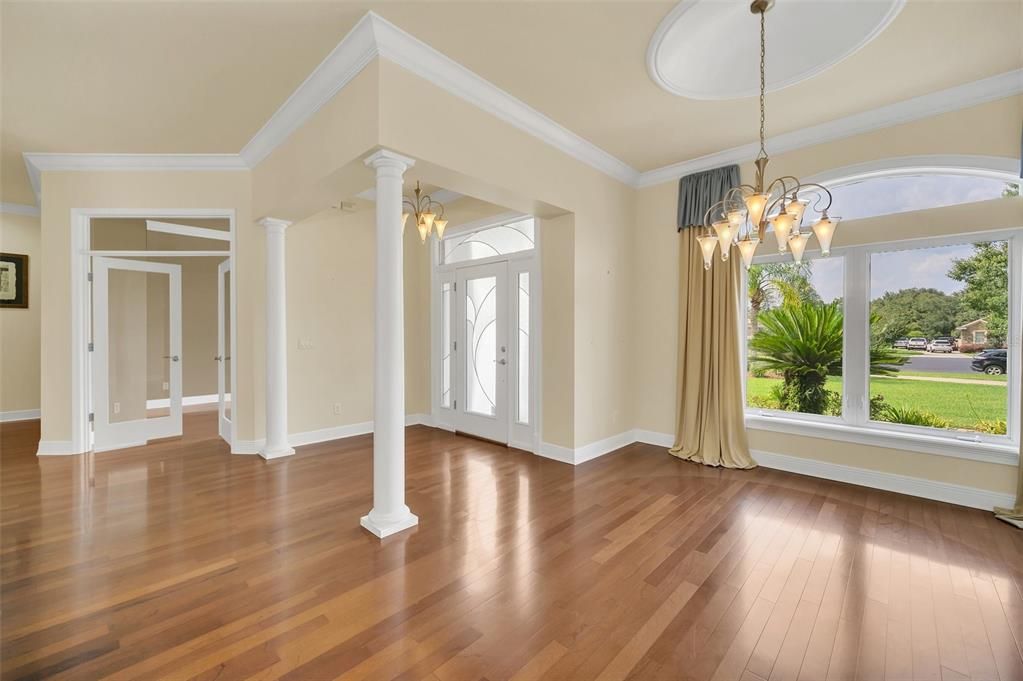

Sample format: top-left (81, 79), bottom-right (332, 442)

top-left (3, 413), bottom-right (1023, 680)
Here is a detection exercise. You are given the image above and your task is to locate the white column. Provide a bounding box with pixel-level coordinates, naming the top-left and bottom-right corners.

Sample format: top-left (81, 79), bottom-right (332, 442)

top-left (258, 217), bottom-right (294, 460)
top-left (361, 149), bottom-right (419, 538)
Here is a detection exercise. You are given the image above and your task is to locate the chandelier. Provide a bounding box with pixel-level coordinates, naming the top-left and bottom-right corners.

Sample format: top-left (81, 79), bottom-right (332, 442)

top-left (401, 181), bottom-right (448, 242)
top-left (697, 0), bottom-right (840, 271)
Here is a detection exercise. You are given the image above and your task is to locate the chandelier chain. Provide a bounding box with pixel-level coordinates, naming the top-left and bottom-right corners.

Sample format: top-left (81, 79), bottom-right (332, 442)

top-left (758, 7), bottom-right (766, 161)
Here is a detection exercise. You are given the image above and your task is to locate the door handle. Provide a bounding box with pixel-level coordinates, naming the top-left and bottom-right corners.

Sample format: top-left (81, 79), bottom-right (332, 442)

top-left (214, 355), bottom-right (222, 361)
top-left (497, 358), bottom-right (507, 365)
top-left (163, 355), bottom-right (180, 362)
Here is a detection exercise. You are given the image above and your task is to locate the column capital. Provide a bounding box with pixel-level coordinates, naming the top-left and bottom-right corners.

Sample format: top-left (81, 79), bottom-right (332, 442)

top-left (258, 217), bottom-right (292, 232)
top-left (364, 149), bottom-right (416, 172)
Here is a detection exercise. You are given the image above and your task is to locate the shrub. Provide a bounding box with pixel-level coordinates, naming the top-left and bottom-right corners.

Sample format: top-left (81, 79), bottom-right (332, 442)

top-left (975, 419), bottom-right (1007, 435)
top-left (876, 404), bottom-right (952, 429)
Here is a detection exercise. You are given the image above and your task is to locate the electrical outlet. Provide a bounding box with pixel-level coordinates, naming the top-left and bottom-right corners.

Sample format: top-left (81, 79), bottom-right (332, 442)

top-left (333, 403), bottom-right (342, 416)
top-left (299, 337), bottom-right (314, 350)
top-left (163, 382), bottom-right (169, 391)
top-left (113, 402), bottom-right (121, 415)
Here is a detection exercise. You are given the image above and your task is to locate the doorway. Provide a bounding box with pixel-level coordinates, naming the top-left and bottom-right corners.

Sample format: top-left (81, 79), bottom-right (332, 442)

top-left (433, 215), bottom-right (539, 450)
top-left (73, 211), bottom-right (236, 454)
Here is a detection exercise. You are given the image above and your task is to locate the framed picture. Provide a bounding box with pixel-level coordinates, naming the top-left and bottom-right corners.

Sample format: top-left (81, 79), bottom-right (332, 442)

top-left (0, 253), bottom-right (29, 308)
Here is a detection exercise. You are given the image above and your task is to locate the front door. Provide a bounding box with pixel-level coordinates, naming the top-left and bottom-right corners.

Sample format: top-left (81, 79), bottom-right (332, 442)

top-left (92, 257), bottom-right (183, 451)
top-left (454, 261), bottom-right (509, 442)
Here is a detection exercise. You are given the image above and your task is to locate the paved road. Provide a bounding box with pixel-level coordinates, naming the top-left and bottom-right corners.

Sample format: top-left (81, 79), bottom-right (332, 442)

top-left (901, 353), bottom-right (974, 374)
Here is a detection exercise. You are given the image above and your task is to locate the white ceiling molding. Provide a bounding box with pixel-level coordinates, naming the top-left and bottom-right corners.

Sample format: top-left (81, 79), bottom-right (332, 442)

top-left (648, 0), bottom-right (905, 100)
top-left (146, 220), bottom-right (232, 242)
top-left (0, 202), bottom-right (41, 217)
top-left (21, 153), bottom-right (248, 203)
top-left (241, 12), bottom-right (639, 184)
top-left (636, 69), bottom-right (1023, 188)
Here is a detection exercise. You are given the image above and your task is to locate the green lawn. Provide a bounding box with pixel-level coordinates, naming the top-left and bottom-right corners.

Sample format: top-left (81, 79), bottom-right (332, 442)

top-left (746, 376), bottom-right (1006, 430)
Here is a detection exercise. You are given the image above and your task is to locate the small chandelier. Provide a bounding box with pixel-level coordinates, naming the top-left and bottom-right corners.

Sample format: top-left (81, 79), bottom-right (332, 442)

top-left (698, 0), bottom-right (840, 271)
top-left (402, 181), bottom-right (448, 243)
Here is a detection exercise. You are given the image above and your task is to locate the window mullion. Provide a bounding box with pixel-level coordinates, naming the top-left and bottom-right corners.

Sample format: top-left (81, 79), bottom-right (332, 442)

top-left (844, 248), bottom-right (869, 426)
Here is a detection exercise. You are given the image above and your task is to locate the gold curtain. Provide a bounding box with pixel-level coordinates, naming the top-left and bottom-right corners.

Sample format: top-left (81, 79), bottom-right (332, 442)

top-left (669, 229), bottom-right (756, 469)
top-left (994, 393), bottom-right (1023, 524)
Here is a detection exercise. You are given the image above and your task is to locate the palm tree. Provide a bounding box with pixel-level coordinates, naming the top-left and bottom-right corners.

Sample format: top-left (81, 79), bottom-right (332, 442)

top-left (749, 302), bottom-right (905, 414)
top-left (747, 262), bottom-right (819, 335)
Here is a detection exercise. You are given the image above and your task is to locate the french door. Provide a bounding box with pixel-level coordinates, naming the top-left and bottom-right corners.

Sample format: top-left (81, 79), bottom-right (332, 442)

top-left (454, 261), bottom-right (509, 442)
top-left (92, 257), bottom-right (182, 451)
top-left (217, 258), bottom-right (232, 443)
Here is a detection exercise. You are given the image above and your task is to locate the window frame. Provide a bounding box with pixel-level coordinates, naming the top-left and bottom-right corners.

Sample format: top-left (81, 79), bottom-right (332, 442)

top-left (742, 227), bottom-right (1022, 467)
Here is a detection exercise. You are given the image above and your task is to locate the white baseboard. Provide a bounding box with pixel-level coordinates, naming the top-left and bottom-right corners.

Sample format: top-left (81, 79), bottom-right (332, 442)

top-left (1, 409), bottom-right (40, 423)
top-left (231, 413), bottom-right (433, 456)
top-left (36, 440), bottom-right (77, 456)
top-left (146, 394), bottom-right (219, 409)
top-left (538, 430), bottom-right (637, 465)
top-left (751, 449), bottom-right (1015, 512)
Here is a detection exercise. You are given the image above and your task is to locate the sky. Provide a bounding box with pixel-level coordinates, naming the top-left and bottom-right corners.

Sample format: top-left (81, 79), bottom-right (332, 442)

top-left (803, 174), bottom-right (1011, 302)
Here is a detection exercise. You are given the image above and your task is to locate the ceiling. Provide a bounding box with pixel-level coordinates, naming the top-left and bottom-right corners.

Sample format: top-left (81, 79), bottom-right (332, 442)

top-left (2, 1), bottom-right (1020, 204)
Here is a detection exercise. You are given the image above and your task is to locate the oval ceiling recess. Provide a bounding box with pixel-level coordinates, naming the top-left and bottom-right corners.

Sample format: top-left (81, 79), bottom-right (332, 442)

top-left (647, 0), bottom-right (906, 100)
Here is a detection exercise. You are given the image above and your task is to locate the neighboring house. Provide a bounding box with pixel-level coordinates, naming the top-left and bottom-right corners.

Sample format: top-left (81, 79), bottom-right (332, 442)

top-left (955, 318), bottom-right (989, 345)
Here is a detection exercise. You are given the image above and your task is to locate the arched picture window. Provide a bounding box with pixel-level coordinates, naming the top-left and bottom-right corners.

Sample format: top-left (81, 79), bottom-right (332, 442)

top-left (807, 174), bottom-right (1016, 223)
top-left (442, 218), bottom-right (535, 264)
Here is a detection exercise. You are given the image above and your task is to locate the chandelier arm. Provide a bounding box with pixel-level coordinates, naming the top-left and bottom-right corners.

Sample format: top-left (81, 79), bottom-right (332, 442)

top-left (795, 182), bottom-right (834, 213)
top-left (702, 199), bottom-right (728, 228)
top-left (402, 198), bottom-right (417, 213)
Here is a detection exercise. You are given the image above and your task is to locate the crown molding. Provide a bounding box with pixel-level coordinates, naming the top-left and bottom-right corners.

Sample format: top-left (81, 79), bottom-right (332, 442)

top-left (22, 153), bottom-right (248, 203)
top-left (636, 69), bottom-right (1023, 188)
top-left (0, 202), bottom-right (40, 217)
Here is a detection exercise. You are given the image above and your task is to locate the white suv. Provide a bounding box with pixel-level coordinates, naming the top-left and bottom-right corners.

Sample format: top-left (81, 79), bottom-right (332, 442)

top-left (907, 337), bottom-right (928, 350)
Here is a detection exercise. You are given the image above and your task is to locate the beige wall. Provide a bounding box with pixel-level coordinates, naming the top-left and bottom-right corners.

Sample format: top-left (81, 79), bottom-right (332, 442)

top-left (37, 171), bottom-right (254, 447)
top-left (0, 212), bottom-right (41, 414)
top-left (631, 95), bottom-right (1023, 495)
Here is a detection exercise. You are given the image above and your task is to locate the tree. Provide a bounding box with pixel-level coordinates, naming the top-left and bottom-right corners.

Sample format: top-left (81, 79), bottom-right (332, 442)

top-left (1004, 183), bottom-right (1020, 198)
top-left (869, 288), bottom-right (959, 344)
top-left (750, 302), bottom-right (905, 414)
top-left (949, 241), bottom-right (1008, 345)
top-left (747, 262), bottom-right (819, 335)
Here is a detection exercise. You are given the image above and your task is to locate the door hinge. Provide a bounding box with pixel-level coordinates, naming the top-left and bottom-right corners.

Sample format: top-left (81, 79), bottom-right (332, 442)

top-left (454, 399), bottom-right (457, 409)
top-left (453, 340), bottom-right (457, 351)
top-left (87, 272), bottom-right (93, 282)
top-left (88, 412), bottom-right (94, 423)
top-left (88, 342), bottom-right (94, 352)
top-left (453, 282), bottom-right (457, 292)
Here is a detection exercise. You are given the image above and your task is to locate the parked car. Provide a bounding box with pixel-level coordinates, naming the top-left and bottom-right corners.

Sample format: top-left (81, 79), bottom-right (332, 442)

top-left (971, 348), bottom-right (1007, 375)
top-left (927, 338), bottom-right (954, 353)
top-left (907, 337), bottom-right (928, 351)
top-left (893, 337), bottom-right (909, 349)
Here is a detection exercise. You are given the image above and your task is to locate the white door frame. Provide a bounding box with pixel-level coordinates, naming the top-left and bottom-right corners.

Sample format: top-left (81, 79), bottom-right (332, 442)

top-left (217, 258), bottom-right (232, 441)
top-left (92, 257), bottom-right (183, 451)
top-left (430, 216), bottom-right (542, 453)
top-left (68, 209), bottom-right (236, 455)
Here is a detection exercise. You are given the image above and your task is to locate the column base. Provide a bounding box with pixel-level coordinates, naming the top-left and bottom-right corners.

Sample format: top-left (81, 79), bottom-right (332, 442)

top-left (360, 508), bottom-right (419, 538)
top-left (259, 445), bottom-right (295, 460)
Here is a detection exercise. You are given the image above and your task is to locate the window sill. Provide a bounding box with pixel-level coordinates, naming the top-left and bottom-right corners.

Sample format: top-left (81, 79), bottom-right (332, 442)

top-left (745, 412), bottom-right (1019, 466)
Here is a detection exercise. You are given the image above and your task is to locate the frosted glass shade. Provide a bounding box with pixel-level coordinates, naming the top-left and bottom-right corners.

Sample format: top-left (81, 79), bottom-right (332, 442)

top-left (785, 199), bottom-right (808, 227)
top-left (726, 209), bottom-right (746, 229)
top-left (696, 234), bottom-right (719, 270)
top-left (771, 213), bottom-right (795, 252)
top-left (737, 237), bottom-right (760, 270)
top-left (712, 221), bottom-right (734, 260)
top-left (788, 231), bottom-right (810, 263)
top-left (744, 193), bottom-right (770, 227)
top-left (417, 217), bottom-right (429, 242)
top-left (434, 219), bottom-right (448, 239)
top-left (812, 215), bottom-right (840, 256)
top-left (421, 212), bottom-right (436, 230)
top-left (401, 212), bottom-right (410, 235)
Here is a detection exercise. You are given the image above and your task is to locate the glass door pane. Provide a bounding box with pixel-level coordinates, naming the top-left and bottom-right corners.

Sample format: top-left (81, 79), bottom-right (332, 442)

top-left (516, 272), bottom-right (530, 425)
top-left (465, 274), bottom-right (498, 416)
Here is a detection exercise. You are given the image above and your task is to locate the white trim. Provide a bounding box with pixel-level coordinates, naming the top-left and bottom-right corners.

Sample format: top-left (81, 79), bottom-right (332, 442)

top-left (85, 250), bottom-right (228, 258)
top-left (647, 0), bottom-right (905, 101)
top-left (356, 187), bottom-right (463, 205)
top-left (440, 211), bottom-right (530, 242)
top-left (752, 450), bottom-right (1015, 512)
top-left (230, 414), bottom-right (432, 455)
top-left (0, 202), bottom-right (40, 217)
top-left (145, 220), bottom-right (232, 242)
top-left (635, 70), bottom-right (1023, 187)
top-left (538, 430), bottom-right (636, 466)
top-left (146, 393), bottom-right (219, 410)
top-left (36, 440), bottom-right (75, 456)
top-left (0, 409), bottom-right (40, 422)
top-left (23, 154), bottom-right (248, 203)
top-left (805, 155), bottom-right (1021, 186)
